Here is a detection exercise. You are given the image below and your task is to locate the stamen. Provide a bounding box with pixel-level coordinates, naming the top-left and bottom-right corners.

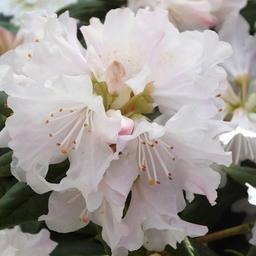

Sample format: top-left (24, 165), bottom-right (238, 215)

top-left (67, 193), bottom-right (82, 204)
top-left (137, 134), bottom-right (176, 184)
top-left (47, 105), bottom-right (93, 155)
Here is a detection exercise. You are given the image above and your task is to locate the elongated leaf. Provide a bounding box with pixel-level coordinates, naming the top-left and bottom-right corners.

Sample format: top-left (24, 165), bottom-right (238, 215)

top-left (241, 0), bottom-right (256, 31)
top-left (51, 233), bottom-right (106, 256)
top-left (166, 239), bottom-right (219, 256)
top-left (181, 179), bottom-right (244, 230)
top-left (223, 165), bottom-right (256, 186)
top-left (59, 0), bottom-right (126, 24)
top-left (0, 182), bottom-right (50, 229)
top-left (0, 151), bottom-right (12, 177)
top-left (247, 246), bottom-right (256, 256)
top-left (0, 179), bottom-right (15, 198)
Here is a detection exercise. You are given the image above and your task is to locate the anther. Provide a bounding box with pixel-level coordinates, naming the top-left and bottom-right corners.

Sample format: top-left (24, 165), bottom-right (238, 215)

top-left (59, 108), bottom-right (63, 112)
top-left (148, 179), bottom-right (156, 186)
top-left (45, 120), bottom-right (49, 124)
top-left (49, 133), bottom-right (53, 137)
top-left (61, 149), bottom-right (68, 155)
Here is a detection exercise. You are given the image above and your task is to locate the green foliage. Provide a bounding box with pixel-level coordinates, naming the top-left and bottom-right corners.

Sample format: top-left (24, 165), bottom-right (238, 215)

top-left (51, 234), bottom-right (106, 256)
top-left (223, 165), bottom-right (256, 186)
top-left (242, 0), bottom-right (256, 32)
top-left (0, 182), bottom-right (50, 229)
top-left (58, 0), bottom-right (127, 24)
top-left (166, 239), bottom-right (220, 256)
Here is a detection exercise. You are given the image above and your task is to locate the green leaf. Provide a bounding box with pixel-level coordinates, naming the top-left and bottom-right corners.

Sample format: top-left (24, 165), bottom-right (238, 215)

top-left (241, 0), bottom-right (256, 32)
top-left (0, 20), bottom-right (18, 33)
top-left (181, 179), bottom-right (244, 230)
top-left (51, 234), bottom-right (106, 256)
top-left (247, 246), bottom-right (256, 256)
top-left (225, 249), bottom-right (245, 256)
top-left (0, 182), bottom-right (50, 229)
top-left (59, 0), bottom-right (127, 24)
top-left (223, 165), bottom-right (256, 186)
top-left (0, 179), bottom-right (15, 198)
top-left (0, 91), bottom-right (12, 117)
top-left (166, 239), bottom-right (219, 256)
top-left (0, 151), bottom-right (12, 177)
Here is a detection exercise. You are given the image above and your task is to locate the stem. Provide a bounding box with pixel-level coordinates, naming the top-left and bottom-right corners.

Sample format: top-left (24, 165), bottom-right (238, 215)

top-left (183, 238), bottom-right (197, 256)
top-left (195, 223), bottom-right (253, 243)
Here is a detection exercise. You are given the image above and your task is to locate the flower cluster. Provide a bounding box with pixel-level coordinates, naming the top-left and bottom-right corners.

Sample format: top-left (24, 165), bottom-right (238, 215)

top-left (0, 7), bottom-right (233, 255)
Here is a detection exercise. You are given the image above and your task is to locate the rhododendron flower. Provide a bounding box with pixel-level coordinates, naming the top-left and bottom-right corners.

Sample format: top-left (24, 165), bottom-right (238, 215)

top-left (0, 8), bottom-right (232, 255)
top-left (218, 14), bottom-right (256, 164)
top-left (39, 106), bottom-right (231, 254)
top-left (128, 0), bottom-right (247, 31)
top-left (0, 226), bottom-right (57, 256)
top-left (0, 0), bottom-right (77, 25)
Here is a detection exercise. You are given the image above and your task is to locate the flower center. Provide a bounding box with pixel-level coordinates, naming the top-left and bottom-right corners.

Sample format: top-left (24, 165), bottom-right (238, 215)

top-left (137, 134), bottom-right (175, 185)
top-left (92, 78), bottom-right (155, 120)
top-left (222, 74), bottom-right (256, 121)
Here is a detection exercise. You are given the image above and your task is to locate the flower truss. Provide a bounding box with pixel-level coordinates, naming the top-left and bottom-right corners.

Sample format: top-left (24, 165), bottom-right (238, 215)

top-left (0, 226), bottom-right (57, 256)
top-left (218, 14), bottom-right (256, 164)
top-left (0, 0), bottom-right (77, 25)
top-left (0, 8), bottom-right (232, 255)
top-left (128, 0), bottom-right (247, 31)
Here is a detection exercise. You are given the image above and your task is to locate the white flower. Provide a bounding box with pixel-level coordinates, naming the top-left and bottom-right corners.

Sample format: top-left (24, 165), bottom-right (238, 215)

top-left (218, 14), bottom-right (256, 164)
top-left (0, 9), bottom-right (231, 192)
top-left (0, 226), bottom-right (57, 256)
top-left (0, 0), bottom-right (78, 25)
top-left (128, 0), bottom-right (246, 31)
top-left (114, 176), bottom-right (208, 255)
top-left (82, 8), bottom-right (232, 114)
top-left (0, 9), bottom-right (232, 254)
top-left (39, 106), bottom-right (231, 255)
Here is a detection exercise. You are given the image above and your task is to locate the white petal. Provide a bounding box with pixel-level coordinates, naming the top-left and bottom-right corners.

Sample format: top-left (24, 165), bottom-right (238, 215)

top-left (39, 190), bottom-right (87, 233)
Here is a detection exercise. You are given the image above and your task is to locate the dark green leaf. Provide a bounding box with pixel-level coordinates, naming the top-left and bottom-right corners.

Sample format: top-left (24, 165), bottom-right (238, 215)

top-left (0, 182), bottom-right (50, 229)
top-left (0, 151), bottom-right (12, 177)
top-left (51, 233), bottom-right (106, 256)
top-left (166, 239), bottom-right (219, 256)
top-left (59, 0), bottom-right (127, 24)
top-left (223, 165), bottom-right (256, 186)
top-left (0, 179), bottom-right (15, 198)
top-left (241, 0), bottom-right (256, 32)
top-left (181, 179), bottom-right (244, 230)
top-left (247, 246), bottom-right (256, 256)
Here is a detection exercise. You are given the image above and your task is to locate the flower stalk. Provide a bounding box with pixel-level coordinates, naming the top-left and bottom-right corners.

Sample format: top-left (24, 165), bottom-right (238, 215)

top-left (196, 223), bottom-right (253, 243)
